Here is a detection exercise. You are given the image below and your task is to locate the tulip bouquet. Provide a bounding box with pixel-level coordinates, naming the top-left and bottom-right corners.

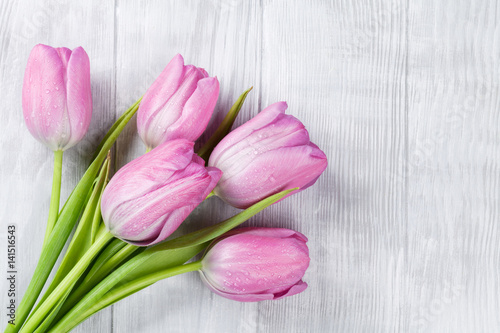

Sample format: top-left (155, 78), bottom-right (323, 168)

top-left (5, 44), bottom-right (327, 333)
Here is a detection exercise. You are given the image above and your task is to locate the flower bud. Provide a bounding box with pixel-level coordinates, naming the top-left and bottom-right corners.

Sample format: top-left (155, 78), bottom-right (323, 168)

top-left (200, 227), bottom-right (310, 302)
top-left (101, 139), bottom-right (222, 246)
top-left (208, 102), bottom-right (327, 208)
top-left (137, 54), bottom-right (219, 150)
top-left (22, 44), bottom-right (92, 151)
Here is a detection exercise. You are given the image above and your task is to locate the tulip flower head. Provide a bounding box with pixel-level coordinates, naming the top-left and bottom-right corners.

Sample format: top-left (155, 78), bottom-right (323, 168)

top-left (137, 54), bottom-right (219, 150)
top-left (101, 139), bottom-right (222, 246)
top-left (208, 102), bottom-right (327, 209)
top-left (199, 227), bottom-right (310, 302)
top-left (22, 44), bottom-right (92, 151)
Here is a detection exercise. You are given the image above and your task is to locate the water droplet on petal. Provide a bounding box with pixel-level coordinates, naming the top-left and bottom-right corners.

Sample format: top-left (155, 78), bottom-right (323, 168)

top-left (45, 90), bottom-right (50, 94)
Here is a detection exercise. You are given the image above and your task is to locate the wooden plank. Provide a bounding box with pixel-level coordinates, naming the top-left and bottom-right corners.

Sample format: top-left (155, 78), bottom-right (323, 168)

top-left (271, 0), bottom-right (408, 331)
top-left (406, 1), bottom-right (500, 332)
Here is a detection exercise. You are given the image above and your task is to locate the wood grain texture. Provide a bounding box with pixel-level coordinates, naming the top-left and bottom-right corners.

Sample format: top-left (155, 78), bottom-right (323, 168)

top-left (1, 0), bottom-right (499, 332)
top-left (406, 1), bottom-right (500, 332)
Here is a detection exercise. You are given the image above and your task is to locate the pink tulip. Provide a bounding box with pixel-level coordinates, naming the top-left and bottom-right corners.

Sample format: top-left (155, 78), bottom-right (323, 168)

top-left (199, 227), bottom-right (310, 302)
top-left (101, 139), bottom-right (222, 246)
top-left (22, 44), bottom-right (92, 151)
top-left (137, 54), bottom-right (219, 150)
top-left (208, 102), bottom-right (327, 209)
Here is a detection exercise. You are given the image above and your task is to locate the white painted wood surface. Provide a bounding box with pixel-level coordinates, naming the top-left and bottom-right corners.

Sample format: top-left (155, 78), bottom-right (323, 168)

top-left (1, 0), bottom-right (499, 332)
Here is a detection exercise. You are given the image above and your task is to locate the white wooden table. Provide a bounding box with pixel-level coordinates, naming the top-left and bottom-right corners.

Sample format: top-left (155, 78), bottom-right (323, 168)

top-left (1, 0), bottom-right (500, 332)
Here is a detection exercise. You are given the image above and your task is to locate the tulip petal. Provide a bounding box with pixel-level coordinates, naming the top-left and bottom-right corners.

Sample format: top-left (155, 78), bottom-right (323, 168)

top-left (64, 46), bottom-right (92, 150)
top-left (146, 66), bottom-right (202, 140)
top-left (137, 55), bottom-right (213, 148)
top-left (22, 44), bottom-right (67, 150)
top-left (138, 54), bottom-right (185, 147)
top-left (166, 76), bottom-right (219, 141)
top-left (101, 139), bottom-right (222, 246)
top-left (101, 140), bottom-right (195, 220)
top-left (212, 121), bottom-right (309, 182)
top-left (22, 44), bottom-right (92, 151)
top-left (109, 169), bottom-right (213, 242)
top-left (215, 143), bottom-right (327, 208)
top-left (208, 101), bottom-right (328, 208)
top-left (199, 228), bottom-right (310, 302)
top-left (199, 270), bottom-right (275, 302)
top-left (219, 227), bottom-right (308, 243)
top-left (209, 102), bottom-right (289, 167)
top-left (273, 281), bottom-right (308, 300)
top-left (141, 205), bottom-right (197, 246)
top-left (55, 47), bottom-right (72, 69)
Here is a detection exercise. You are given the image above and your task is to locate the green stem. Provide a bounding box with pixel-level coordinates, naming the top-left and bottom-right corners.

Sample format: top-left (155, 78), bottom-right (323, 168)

top-left (49, 261), bottom-right (202, 333)
top-left (58, 243), bottom-right (140, 317)
top-left (26, 156), bottom-right (111, 328)
top-left (83, 244), bottom-right (139, 286)
top-left (50, 251), bottom-right (155, 333)
top-left (3, 99), bottom-right (141, 333)
top-left (43, 150), bottom-right (63, 246)
top-left (19, 232), bottom-right (114, 333)
top-left (50, 188), bottom-right (297, 332)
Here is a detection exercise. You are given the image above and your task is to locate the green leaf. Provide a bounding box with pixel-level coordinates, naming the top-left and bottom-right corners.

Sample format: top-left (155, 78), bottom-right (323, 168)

top-left (55, 241), bottom-right (141, 322)
top-left (149, 187), bottom-right (297, 252)
top-left (198, 87), bottom-right (253, 161)
top-left (118, 187), bottom-right (297, 284)
top-left (4, 99), bottom-right (141, 333)
top-left (21, 232), bottom-right (114, 333)
top-left (50, 188), bottom-right (296, 332)
top-left (90, 98), bottom-right (142, 161)
top-left (33, 288), bottom-right (71, 333)
top-left (80, 240), bottom-right (132, 288)
top-left (49, 244), bottom-right (206, 333)
top-left (33, 155), bottom-right (111, 312)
